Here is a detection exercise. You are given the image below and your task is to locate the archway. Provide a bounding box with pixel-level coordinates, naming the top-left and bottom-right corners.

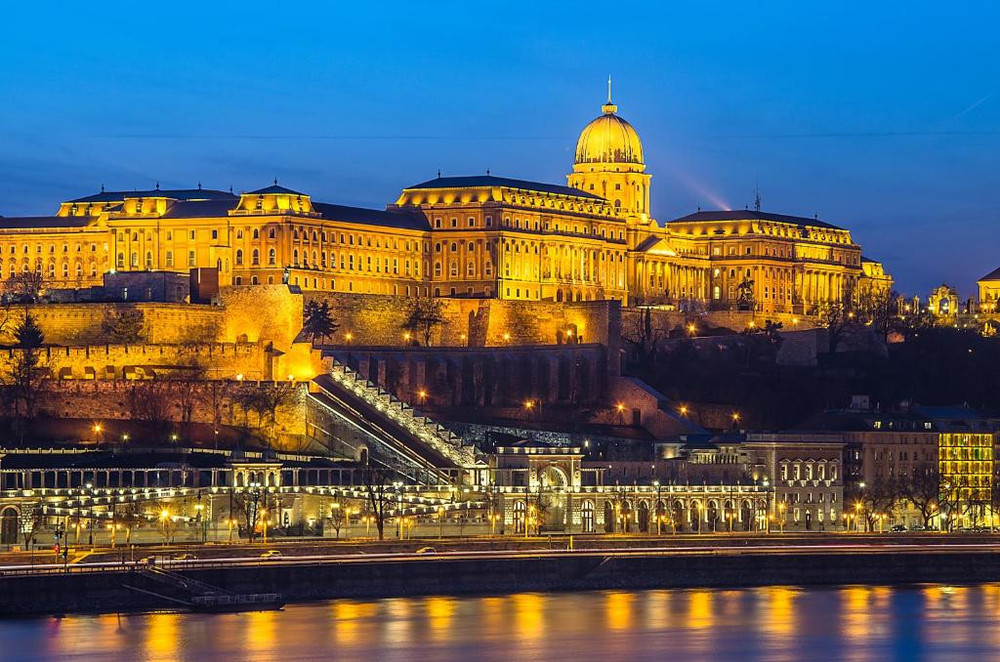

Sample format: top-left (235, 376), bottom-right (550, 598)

top-left (637, 501), bottom-right (650, 533)
top-left (672, 500), bottom-right (685, 533)
top-left (707, 500), bottom-right (720, 532)
top-left (604, 501), bottom-right (615, 533)
top-left (0, 508), bottom-right (17, 545)
top-left (581, 500), bottom-right (595, 533)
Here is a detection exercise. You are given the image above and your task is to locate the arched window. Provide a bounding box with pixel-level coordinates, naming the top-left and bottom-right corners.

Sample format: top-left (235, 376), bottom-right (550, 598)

top-left (252, 249), bottom-right (260, 266)
top-left (268, 248), bottom-right (276, 266)
top-left (252, 228), bottom-right (260, 239)
top-left (268, 227), bottom-right (276, 239)
top-left (235, 249), bottom-right (244, 266)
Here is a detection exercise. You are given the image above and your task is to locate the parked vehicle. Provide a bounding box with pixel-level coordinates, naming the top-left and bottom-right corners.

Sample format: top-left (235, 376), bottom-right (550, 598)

top-left (415, 546), bottom-right (437, 555)
top-left (889, 525), bottom-right (907, 533)
top-left (260, 550), bottom-right (283, 560)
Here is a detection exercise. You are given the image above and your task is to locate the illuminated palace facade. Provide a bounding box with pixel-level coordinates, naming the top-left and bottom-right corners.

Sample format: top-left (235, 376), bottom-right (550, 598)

top-left (0, 95), bottom-right (889, 313)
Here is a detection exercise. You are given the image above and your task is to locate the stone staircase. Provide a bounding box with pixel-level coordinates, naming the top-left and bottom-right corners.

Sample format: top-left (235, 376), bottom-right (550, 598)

top-left (314, 361), bottom-right (483, 470)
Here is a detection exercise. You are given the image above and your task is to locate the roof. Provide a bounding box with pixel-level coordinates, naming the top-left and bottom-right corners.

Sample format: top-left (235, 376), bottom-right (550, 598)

top-left (406, 175), bottom-right (604, 201)
top-left (979, 266), bottom-right (1000, 282)
top-left (158, 199), bottom-right (240, 219)
top-left (669, 209), bottom-right (846, 231)
top-left (313, 202), bottom-right (429, 231)
top-left (246, 184), bottom-right (306, 196)
top-left (68, 188), bottom-right (236, 204)
top-left (0, 216), bottom-right (93, 229)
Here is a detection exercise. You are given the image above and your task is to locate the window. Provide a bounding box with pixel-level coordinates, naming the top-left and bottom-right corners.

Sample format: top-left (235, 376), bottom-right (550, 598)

top-left (235, 249), bottom-right (244, 266)
top-left (189, 230), bottom-right (196, 240)
top-left (188, 250), bottom-right (196, 267)
top-left (252, 249), bottom-right (260, 266)
top-left (268, 248), bottom-right (276, 266)
top-left (211, 229), bottom-right (218, 240)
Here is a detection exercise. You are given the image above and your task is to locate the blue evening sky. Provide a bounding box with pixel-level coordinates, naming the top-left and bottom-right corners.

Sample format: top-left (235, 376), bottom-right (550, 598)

top-left (1, 1), bottom-right (997, 295)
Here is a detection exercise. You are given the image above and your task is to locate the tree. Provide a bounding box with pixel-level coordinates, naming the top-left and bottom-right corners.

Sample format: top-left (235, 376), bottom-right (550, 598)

top-left (361, 461), bottom-right (396, 540)
top-left (233, 486), bottom-right (265, 543)
top-left (856, 287), bottom-right (898, 342)
top-left (329, 501), bottom-right (347, 539)
top-left (18, 505), bottom-right (45, 553)
top-left (4, 271), bottom-right (44, 303)
top-left (623, 307), bottom-right (663, 366)
top-left (402, 296), bottom-right (445, 346)
top-left (901, 463), bottom-right (940, 529)
top-left (302, 299), bottom-right (339, 344)
top-left (100, 304), bottom-right (146, 343)
top-left (124, 380), bottom-right (173, 440)
top-left (6, 311), bottom-right (46, 432)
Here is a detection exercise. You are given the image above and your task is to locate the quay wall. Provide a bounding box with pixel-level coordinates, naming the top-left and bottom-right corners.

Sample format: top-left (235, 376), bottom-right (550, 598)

top-left (3, 550), bottom-right (1000, 616)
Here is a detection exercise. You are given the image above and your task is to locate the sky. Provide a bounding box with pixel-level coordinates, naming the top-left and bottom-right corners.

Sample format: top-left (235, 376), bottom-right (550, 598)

top-left (0, 1), bottom-right (998, 296)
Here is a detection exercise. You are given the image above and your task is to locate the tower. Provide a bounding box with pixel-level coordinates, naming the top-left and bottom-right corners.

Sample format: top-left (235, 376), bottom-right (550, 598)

top-left (567, 81), bottom-right (651, 223)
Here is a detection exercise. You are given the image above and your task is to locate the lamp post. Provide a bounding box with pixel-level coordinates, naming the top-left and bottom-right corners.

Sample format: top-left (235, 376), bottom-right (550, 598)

top-left (393, 482), bottom-right (404, 539)
top-left (762, 478), bottom-right (771, 534)
top-left (653, 480), bottom-right (662, 535)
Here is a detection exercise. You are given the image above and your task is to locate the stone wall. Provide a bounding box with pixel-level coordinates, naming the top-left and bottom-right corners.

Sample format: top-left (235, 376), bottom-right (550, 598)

top-left (328, 344), bottom-right (613, 409)
top-left (34, 380), bottom-right (308, 447)
top-left (0, 303), bottom-right (225, 346)
top-left (302, 291), bottom-right (620, 349)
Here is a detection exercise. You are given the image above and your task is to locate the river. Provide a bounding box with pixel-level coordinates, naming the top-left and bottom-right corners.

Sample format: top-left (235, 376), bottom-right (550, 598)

top-left (2, 584), bottom-right (1000, 660)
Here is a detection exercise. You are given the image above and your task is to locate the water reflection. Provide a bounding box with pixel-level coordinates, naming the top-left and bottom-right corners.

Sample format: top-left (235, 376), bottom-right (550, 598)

top-left (6, 585), bottom-right (1000, 661)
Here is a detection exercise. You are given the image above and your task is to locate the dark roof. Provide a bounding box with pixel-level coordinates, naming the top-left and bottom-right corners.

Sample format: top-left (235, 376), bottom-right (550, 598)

top-left (979, 266), bottom-right (1000, 282)
top-left (68, 188), bottom-right (237, 204)
top-left (246, 184), bottom-right (306, 196)
top-left (0, 216), bottom-right (93, 229)
top-left (313, 202), bottom-right (429, 231)
top-left (669, 210), bottom-right (846, 231)
top-left (406, 175), bottom-right (604, 201)
top-left (158, 199), bottom-right (239, 219)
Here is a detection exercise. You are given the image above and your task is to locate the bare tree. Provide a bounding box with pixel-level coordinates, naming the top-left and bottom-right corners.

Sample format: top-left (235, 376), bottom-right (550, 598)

top-left (18, 505), bottom-right (45, 552)
top-left (402, 296), bottom-right (445, 346)
top-left (361, 462), bottom-right (396, 540)
top-left (623, 307), bottom-right (663, 365)
top-left (100, 304), bottom-right (146, 343)
top-left (901, 463), bottom-right (940, 529)
top-left (4, 272), bottom-right (44, 303)
top-left (232, 487), bottom-right (265, 543)
top-left (329, 501), bottom-right (347, 539)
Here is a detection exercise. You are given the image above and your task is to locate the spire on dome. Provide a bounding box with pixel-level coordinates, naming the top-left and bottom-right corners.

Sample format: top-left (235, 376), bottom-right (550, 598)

top-left (602, 75), bottom-right (617, 114)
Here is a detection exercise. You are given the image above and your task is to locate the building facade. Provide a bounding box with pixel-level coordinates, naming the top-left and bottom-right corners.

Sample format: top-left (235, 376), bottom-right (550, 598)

top-left (0, 95), bottom-right (890, 315)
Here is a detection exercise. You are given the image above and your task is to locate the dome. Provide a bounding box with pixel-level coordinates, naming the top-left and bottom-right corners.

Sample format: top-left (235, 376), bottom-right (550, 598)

top-left (574, 100), bottom-right (644, 167)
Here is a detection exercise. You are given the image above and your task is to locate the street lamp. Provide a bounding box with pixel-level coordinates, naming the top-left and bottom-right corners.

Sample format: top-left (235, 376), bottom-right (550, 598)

top-left (653, 480), bottom-right (662, 535)
top-left (778, 502), bottom-right (787, 534)
top-left (615, 402), bottom-right (626, 425)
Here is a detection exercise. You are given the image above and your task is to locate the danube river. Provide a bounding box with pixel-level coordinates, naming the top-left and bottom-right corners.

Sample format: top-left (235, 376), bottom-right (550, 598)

top-left (3, 584), bottom-right (1000, 660)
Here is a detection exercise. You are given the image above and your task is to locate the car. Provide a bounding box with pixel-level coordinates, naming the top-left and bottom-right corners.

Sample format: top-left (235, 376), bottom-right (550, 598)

top-left (260, 550), bottom-right (283, 560)
top-left (415, 546), bottom-right (437, 555)
top-left (889, 525), bottom-right (907, 533)
top-left (137, 556), bottom-right (157, 565)
top-left (173, 553), bottom-right (197, 561)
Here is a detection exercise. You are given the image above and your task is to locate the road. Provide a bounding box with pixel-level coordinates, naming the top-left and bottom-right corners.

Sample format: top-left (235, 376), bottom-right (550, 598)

top-left (2, 534), bottom-right (999, 577)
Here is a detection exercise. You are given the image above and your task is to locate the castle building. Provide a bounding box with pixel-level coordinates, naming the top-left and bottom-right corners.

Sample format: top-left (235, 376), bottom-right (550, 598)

top-left (978, 267), bottom-right (1000, 314)
top-left (0, 94), bottom-right (890, 314)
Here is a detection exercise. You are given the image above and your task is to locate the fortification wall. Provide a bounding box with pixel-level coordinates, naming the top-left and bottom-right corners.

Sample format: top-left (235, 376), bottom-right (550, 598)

top-left (34, 380), bottom-right (308, 445)
top-left (0, 303), bottom-right (224, 346)
top-left (219, 285), bottom-right (304, 349)
top-left (301, 291), bottom-right (619, 349)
